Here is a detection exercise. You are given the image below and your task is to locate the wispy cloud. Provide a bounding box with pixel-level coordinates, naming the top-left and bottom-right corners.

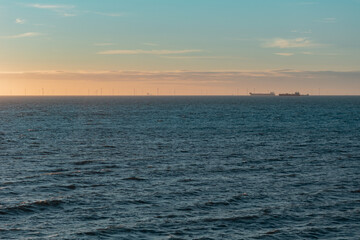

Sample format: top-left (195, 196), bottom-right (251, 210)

top-left (98, 49), bottom-right (203, 55)
top-left (27, 3), bottom-right (76, 17)
top-left (0, 32), bottom-right (41, 39)
top-left (92, 11), bottom-right (123, 17)
top-left (2, 70), bottom-right (360, 91)
top-left (94, 43), bottom-right (114, 46)
top-left (28, 4), bottom-right (74, 9)
top-left (62, 13), bottom-right (76, 17)
top-left (274, 53), bottom-right (294, 56)
top-left (263, 38), bottom-right (320, 48)
top-left (15, 18), bottom-right (25, 24)
top-left (81, 10), bottom-right (125, 17)
top-left (291, 29), bottom-right (312, 34)
top-left (142, 42), bottom-right (159, 46)
top-left (161, 56), bottom-right (238, 60)
top-left (320, 18), bottom-right (337, 23)
top-left (226, 37), bottom-right (253, 41)
top-left (28, 5), bottom-right (123, 18)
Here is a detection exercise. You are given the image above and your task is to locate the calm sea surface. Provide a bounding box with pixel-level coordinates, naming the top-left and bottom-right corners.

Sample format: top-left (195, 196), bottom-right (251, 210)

top-left (0, 96), bottom-right (359, 239)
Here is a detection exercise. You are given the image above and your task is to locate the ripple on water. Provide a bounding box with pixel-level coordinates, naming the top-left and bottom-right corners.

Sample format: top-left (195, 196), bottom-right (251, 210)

top-left (0, 96), bottom-right (359, 239)
top-left (0, 199), bottom-right (65, 215)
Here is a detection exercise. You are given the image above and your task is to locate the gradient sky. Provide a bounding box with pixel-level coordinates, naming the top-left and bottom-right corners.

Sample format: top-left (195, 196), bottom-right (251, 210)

top-left (1, 0), bottom-right (360, 95)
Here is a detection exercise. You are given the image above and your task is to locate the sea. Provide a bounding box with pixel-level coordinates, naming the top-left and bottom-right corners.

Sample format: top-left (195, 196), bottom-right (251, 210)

top-left (0, 96), bottom-right (359, 239)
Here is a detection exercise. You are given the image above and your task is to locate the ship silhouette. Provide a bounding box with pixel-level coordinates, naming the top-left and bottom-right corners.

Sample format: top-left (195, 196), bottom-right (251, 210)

top-left (249, 92), bottom-right (275, 96)
top-left (278, 92), bottom-right (309, 96)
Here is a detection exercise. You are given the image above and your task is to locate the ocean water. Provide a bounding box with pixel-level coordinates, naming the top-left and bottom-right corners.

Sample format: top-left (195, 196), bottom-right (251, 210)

top-left (0, 96), bottom-right (359, 239)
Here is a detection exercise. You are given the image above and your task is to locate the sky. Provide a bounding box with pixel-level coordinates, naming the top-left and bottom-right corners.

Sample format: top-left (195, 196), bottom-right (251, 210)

top-left (0, 0), bottom-right (360, 95)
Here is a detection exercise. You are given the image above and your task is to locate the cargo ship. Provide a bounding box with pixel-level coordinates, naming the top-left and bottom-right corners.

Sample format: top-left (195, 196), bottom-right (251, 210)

top-left (278, 92), bottom-right (309, 96)
top-left (249, 92), bottom-right (275, 96)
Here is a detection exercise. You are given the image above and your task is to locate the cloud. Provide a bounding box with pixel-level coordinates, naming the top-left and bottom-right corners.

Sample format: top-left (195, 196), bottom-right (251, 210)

top-left (62, 13), bottom-right (76, 17)
top-left (92, 12), bottom-right (123, 17)
top-left (28, 5), bottom-right (123, 18)
top-left (0, 32), bottom-right (41, 39)
top-left (320, 18), bottom-right (337, 23)
top-left (161, 56), bottom-right (237, 60)
top-left (263, 38), bottom-right (320, 48)
top-left (0, 70), bottom-right (348, 81)
top-left (15, 18), bottom-right (25, 24)
top-left (291, 30), bottom-right (312, 34)
top-left (2, 70), bottom-right (360, 89)
top-left (28, 4), bottom-right (74, 9)
top-left (94, 43), bottom-right (114, 46)
top-left (226, 37), bottom-right (253, 41)
top-left (142, 42), bottom-right (159, 46)
top-left (98, 49), bottom-right (203, 55)
top-left (81, 10), bottom-right (125, 17)
top-left (28, 3), bottom-right (76, 17)
top-left (274, 53), bottom-right (294, 56)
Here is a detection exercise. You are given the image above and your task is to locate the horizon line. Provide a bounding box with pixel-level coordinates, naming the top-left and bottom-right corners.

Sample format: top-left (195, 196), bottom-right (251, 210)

top-left (0, 94), bottom-right (359, 97)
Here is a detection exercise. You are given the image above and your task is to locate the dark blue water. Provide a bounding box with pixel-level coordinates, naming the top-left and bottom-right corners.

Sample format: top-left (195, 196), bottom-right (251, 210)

top-left (0, 96), bottom-right (359, 239)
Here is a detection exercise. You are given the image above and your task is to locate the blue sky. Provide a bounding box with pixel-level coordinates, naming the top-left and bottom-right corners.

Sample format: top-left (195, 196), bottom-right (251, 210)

top-left (0, 0), bottom-right (360, 95)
